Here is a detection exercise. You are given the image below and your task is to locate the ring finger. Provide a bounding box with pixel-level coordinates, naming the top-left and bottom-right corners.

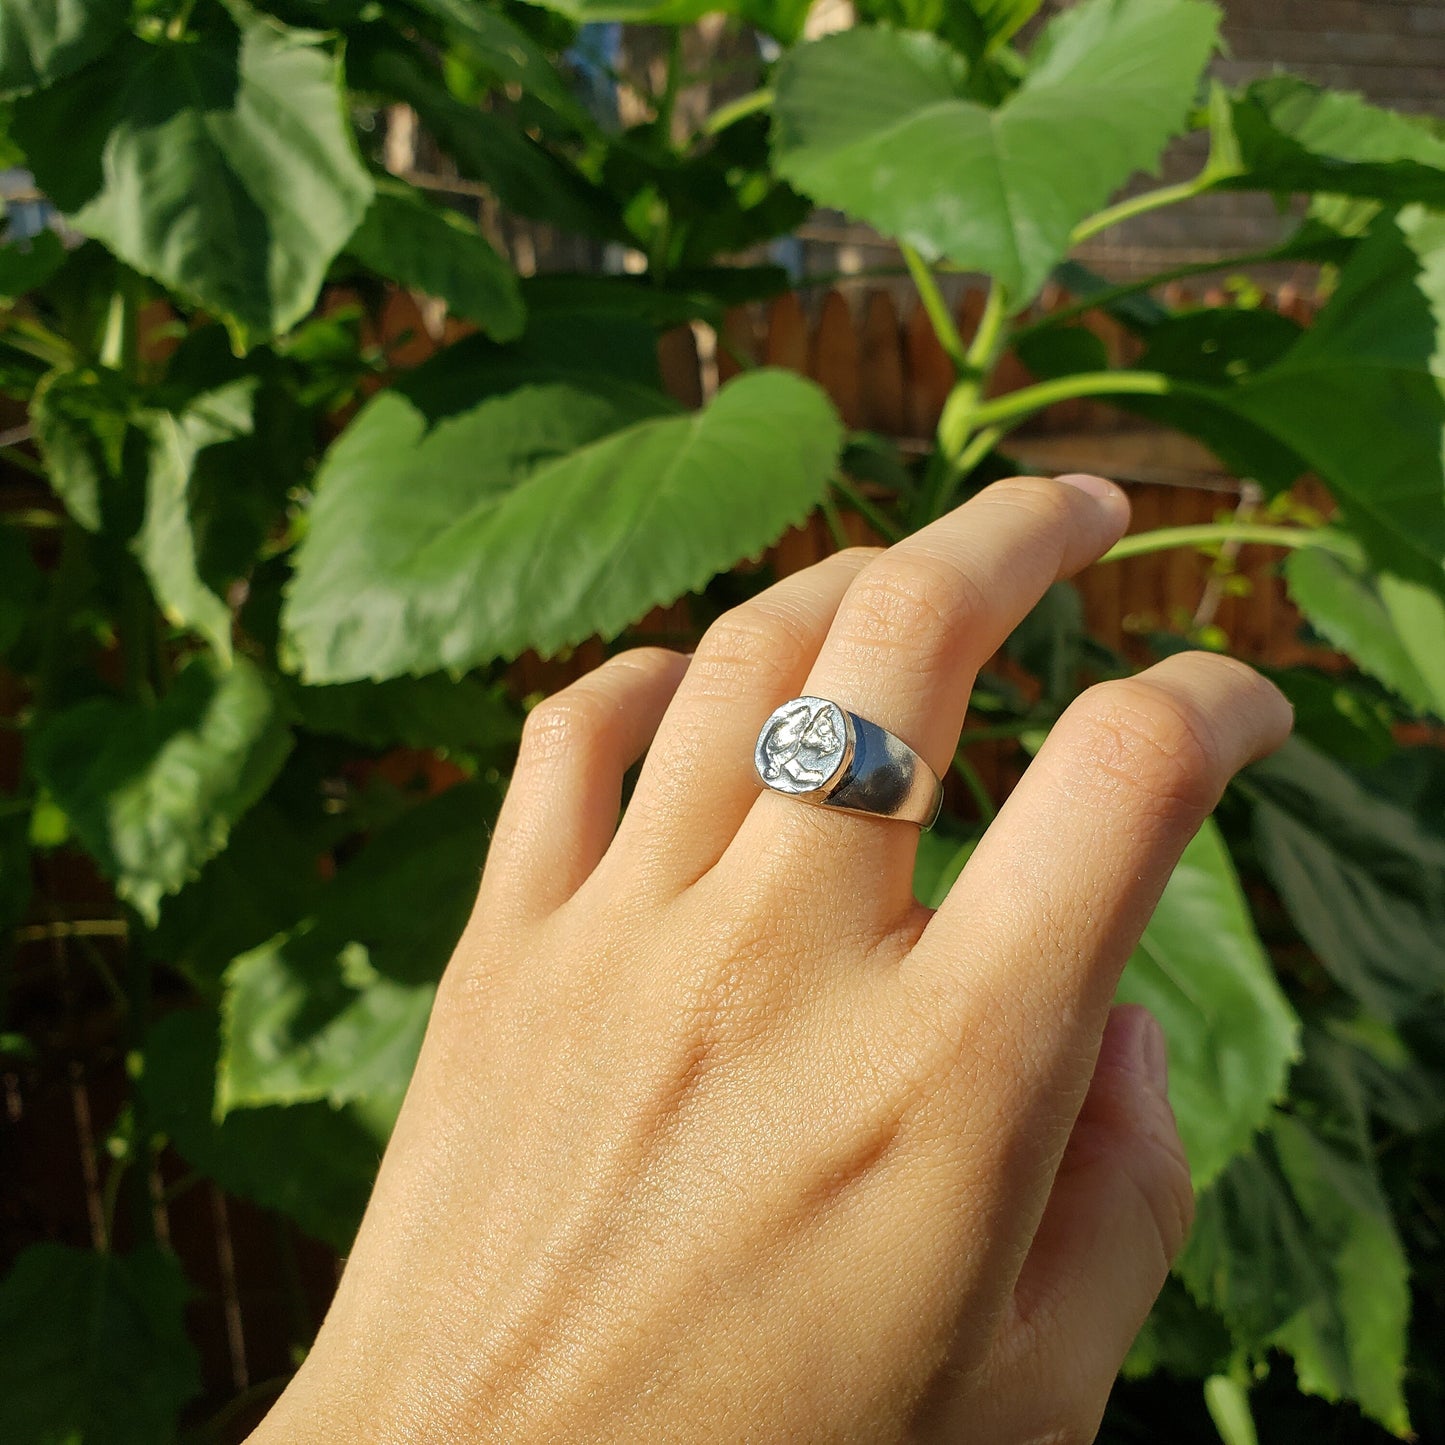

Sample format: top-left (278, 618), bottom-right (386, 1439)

top-left (723, 473), bottom-right (1131, 923)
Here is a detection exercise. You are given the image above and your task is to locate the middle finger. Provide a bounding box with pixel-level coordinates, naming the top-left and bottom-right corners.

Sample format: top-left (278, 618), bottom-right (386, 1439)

top-left (722, 474), bottom-right (1130, 926)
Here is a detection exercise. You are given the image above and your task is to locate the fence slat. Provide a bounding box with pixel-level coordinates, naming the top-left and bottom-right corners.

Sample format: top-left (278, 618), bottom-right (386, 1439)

top-left (764, 293), bottom-right (810, 373)
top-left (810, 290), bottom-right (862, 428)
top-left (858, 291), bottom-right (907, 436)
top-left (904, 301), bottom-right (953, 437)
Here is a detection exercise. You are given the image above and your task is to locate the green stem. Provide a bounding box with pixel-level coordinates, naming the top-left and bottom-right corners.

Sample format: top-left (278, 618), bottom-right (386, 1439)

top-left (1072, 173), bottom-right (1215, 246)
top-left (968, 369), bottom-right (1197, 432)
top-left (704, 87), bottom-right (773, 135)
top-left (1013, 245), bottom-right (1295, 344)
top-left (951, 753), bottom-right (997, 826)
top-left (901, 244), bottom-right (967, 373)
top-left (831, 473), bottom-right (904, 544)
top-left (959, 720), bottom-right (1037, 746)
top-left (1100, 523), bottom-right (1353, 565)
top-left (819, 491), bottom-right (850, 552)
top-left (927, 278), bottom-right (1012, 520)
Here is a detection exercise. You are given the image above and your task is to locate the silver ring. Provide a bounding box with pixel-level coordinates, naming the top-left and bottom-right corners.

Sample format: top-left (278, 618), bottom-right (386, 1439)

top-left (753, 696), bottom-right (943, 829)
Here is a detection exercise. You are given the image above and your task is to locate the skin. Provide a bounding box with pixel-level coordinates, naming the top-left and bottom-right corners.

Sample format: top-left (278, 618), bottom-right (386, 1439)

top-left (249, 474), bottom-right (1292, 1444)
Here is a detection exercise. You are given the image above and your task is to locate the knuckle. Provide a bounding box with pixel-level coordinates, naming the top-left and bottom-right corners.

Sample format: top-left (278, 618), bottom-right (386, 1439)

top-left (519, 687), bottom-right (612, 761)
top-left (834, 555), bottom-right (981, 652)
top-left (690, 600), bottom-right (816, 693)
top-left (1063, 677), bottom-right (1226, 825)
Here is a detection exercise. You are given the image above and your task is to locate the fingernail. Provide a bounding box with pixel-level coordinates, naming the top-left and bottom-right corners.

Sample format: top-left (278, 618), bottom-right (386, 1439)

top-left (1055, 471), bottom-right (1120, 502)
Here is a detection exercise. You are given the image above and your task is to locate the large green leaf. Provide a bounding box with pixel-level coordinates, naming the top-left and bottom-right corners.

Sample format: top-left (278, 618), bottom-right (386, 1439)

top-left (14, 3), bottom-right (373, 347)
top-left (0, 1244), bottom-right (200, 1445)
top-left (1227, 207), bottom-right (1445, 591)
top-left (144, 1010), bottom-right (391, 1250)
top-left (283, 367), bottom-right (842, 682)
top-left (0, 0), bottom-right (129, 98)
top-left (283, 673), bottom-right (522, 753)
top-left (1249, 739), bottom-right (1445, 1029)
top-left (855, 0), bottom-right (1040, 63)
top-left (772, 0), bottom-right (1220, 303)
top-left (133, 380), bottom-right (258, 662)
top-left (1180, 1032), bottom-right (1412, 1436)
top-left (1217, 76), bottom-right (1445, 208)
top-left (1285, 541), bottom-right (1445, 720)
top-left (27, 656), bottom-right (293, 924)
top-left (346, 179), bottom-right (525, 340)
top-left (218, 781), bottom-right (495, 1112)
top-left (1115, 818), bottom-right (1300, 1189)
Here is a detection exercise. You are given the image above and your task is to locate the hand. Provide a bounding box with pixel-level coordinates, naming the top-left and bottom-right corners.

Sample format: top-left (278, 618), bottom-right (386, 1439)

top-left (250, 474), bottom-right (1291, 1444)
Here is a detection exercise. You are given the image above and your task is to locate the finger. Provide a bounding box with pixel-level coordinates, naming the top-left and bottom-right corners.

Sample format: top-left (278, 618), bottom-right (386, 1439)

top-left (609, 547), bottom-right (879, 889)
top-left (930, 1007), bottom-right (1192, 1445)
top-left (723, 475), bottom-right (1130, 922)
top-left (906, 651), bottom-right (1290, 1183)
top-left (484, 648), bottom-right (691, 920)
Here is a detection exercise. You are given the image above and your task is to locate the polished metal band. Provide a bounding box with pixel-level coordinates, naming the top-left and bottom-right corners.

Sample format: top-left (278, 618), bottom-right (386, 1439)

top-left (753, 696), bottom-right (943, 829)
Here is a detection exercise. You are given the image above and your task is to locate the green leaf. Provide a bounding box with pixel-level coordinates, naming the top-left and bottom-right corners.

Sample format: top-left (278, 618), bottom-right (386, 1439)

top-left (27, 655), bottom-right (293, 924)
top-left (405, 0), bottom-right (584, 118)
top-left (348, 29), bottom-right (621, 241)
top-left (146, 796), bottom-right (325, 991)
top-left (1249, 739), bottom-right (1445, 1029)
top-left (772, 0), bottom-right (1220, 304)
top-left (912, 829), bottom-right (978, 909)
top-left (0, 1244), bottom-right (201, 1445)
top-left (218, 781), bottom-right (496, 1112)
top-left (520, 266), bottom-right (793, 329)
top-left (0, 0), bottom-right (129, 99)
top-left (1115, 819), bottom-right (1300, 1189)
top-left (14, 3), bottom-right (373, 347)
top-left (1217, 76), bottom-right (1445, 208)
top-left (144, 1009), bottom-right (390, 1250)
top-left (347, 179), bottom-right (525, 340)
top-left (31, 367), bottom-right (137, 535)
top-left (1203, 1375), bottom-right (1259, 1445)
top-left (283, 673), bottom-right (522, 753)
top-left (283, 368), bottom-right (842, 682)
top-left (1125, 307), bottom-right (1308, 493)
top-left (134, 379), bottom-right (258, 662)
top-left (1181, 1103), bottom-right (1411, 1435)
top-left (1286, 541), bottom-right (1445, 720)
top-left (1227, 207), bottom-right (1445, 591)
top-left (0, 226), bottom-right (65, 298)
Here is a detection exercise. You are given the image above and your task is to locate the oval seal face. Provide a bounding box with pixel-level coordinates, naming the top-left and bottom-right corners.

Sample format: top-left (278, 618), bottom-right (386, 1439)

top-left (754, 696), bottom-right (849, 795)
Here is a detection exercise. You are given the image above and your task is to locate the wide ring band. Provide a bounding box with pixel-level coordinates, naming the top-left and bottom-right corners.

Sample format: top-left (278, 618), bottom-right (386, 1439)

top-left (753, 696), bottom-right (943, 829)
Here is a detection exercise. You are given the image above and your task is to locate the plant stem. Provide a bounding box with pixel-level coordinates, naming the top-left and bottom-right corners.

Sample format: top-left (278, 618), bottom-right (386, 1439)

top-left (901, 243), bottom-right (967, 373)
top-left (819, 491), bottom-right (850, 552)
top-left (1012, 246), bottom-right (1296, 343)
top-left (951, 753), bottom-right (997, 825)
top-left (1100, 523), bottom-right (1353, 565)
top-left (1072, 173), bottom-right (1214, 246)
top-left (926, 278), bottom-right (1012, 520)
top-left (967, 369), bottom-right (1203, 432)
top-left (831, 473), bottom-right (903, 544)
top-left (959, 720), bottom-right (1037, 745)
top-left (704, 87), bottom-right (774, 135)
